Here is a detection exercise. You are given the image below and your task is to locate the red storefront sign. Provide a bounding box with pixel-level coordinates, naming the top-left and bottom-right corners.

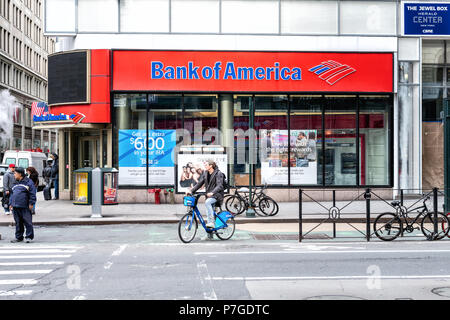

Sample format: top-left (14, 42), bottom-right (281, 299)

top-left (112, 51), bottom-right (393, 93)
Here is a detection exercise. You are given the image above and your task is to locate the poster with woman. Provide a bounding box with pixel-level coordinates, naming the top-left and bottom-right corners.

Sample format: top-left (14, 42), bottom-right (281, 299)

top-left (176, 153), bottom-right (228, 193)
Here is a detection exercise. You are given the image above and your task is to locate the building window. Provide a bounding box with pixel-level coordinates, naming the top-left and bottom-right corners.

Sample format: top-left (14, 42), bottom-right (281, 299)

top-left (422, 40), bottom-right (450, 121)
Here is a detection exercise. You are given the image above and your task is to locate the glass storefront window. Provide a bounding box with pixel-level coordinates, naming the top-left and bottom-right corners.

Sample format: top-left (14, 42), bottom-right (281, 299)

top-left (148, 94), bottom-right (182, 130)
top-left (114, 93), bottom-right (147, 186)
top-left (422, 67), bottom-right (444, 85)
top-left (112, 93), bottom-right (392, 188)
top-left (290, 95), bottom-right (322, 186)
top-left (422, 87), bottom-right (443, 121)
top-left (422, 40), bottom-right (445, 64)
top-left (183, 95), bottom-right (218, 146)
top-left (255, 95), bottom-right (288, 186)
top-left (233, 95), bottom-right (252, 186)
top-left (359, 95), bottom-right (391, 185)
top-left (324, 96), bottom-right (357, 186)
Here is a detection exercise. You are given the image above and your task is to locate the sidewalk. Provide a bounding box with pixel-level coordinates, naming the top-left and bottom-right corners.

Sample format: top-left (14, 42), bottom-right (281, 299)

top-left (0, 191), bottom-right (443, 226)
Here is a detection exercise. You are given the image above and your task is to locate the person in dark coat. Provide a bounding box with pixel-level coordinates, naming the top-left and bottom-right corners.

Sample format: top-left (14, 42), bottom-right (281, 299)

top-left (9, 167), bottom-right (37, 243)
top-left (2, 164), bottom-right (17, 215)
top-left (188, 160), bottom-right (225, 229)
top-left (43, 159), bottom-right (53, 200)
top-left (26, 167), bottom-right (39, 214)
top-left (50, 153), bottom-right (59, 200)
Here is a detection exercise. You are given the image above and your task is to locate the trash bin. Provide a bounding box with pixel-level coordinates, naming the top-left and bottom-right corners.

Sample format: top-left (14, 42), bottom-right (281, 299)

top-left (73, 167), bottom-right (93, 205)
top-left (102, 168), bottom-right (119, 205)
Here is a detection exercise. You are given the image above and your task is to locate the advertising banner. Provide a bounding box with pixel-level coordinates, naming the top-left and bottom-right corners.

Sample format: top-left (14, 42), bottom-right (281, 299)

top-left (260, 129), bottom-right (317, 185)
top-left (113, 51), bottom-right (393, 93)
top-left (118, 129), bottom-right (176, 185)
top-left (176, 153), bottom-right (227, 193)
top-left (403, 2), bottom-right (450, 35)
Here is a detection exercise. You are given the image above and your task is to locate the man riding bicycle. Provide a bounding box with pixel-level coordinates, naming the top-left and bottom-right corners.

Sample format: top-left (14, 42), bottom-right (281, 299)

top-left (186, 160), bottom-right (225, 229)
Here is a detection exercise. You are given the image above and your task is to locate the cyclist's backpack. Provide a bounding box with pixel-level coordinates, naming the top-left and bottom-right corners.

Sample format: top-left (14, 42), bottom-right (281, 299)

top-left (221, 172), bottom-right (230, 190)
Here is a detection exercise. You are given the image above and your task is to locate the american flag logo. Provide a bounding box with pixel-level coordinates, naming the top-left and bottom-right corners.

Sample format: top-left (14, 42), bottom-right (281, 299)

top-left (31, 102), bottom-right (49, 117)
top-left (71, 112), bottom-right (86, 124)
top-left (309, 60), bottom-right (356, 85)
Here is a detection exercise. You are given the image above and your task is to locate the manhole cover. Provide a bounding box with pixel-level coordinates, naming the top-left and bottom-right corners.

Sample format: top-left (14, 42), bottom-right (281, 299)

top-left (251, 234), bottom-right (299, 240)
top-left (302, 233), bottom-right (332, 240)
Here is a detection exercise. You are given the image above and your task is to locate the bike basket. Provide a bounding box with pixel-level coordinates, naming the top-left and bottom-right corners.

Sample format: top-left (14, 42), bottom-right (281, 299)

top-left (183, 196), bottom-right (196, 207)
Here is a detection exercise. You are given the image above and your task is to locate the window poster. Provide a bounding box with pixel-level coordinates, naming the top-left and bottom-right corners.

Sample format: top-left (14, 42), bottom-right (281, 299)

top-left (176, 153), bottom-right (228, 193)
top-left (118, 129), bottom-right (176, 185)
top-left (260, 129), bottom-right (317, 185)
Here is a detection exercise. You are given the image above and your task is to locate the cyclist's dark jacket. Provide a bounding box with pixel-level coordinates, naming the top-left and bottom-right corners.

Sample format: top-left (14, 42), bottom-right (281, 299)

top-left (190, 168), bottom-right (225, 202)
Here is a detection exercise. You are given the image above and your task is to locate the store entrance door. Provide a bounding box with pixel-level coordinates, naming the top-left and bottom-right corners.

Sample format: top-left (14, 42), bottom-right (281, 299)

top-left (79, 136), bottom-right (100, 168)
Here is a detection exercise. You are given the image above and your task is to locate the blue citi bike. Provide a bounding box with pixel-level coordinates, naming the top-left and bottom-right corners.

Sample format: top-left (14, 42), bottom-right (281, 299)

top-left (178, 193), bottom-right (235, 243)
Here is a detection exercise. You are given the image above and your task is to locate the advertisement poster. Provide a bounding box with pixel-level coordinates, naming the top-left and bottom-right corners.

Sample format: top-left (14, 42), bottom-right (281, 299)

top-left (260, 129), bottom-right (317, 185)
top-left (118, 129), bottom-right (176, 185)
top-left (177, 153), bottom-right (227, 193)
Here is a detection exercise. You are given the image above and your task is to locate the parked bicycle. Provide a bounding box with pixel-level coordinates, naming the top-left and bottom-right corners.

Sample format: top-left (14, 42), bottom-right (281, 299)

top-left (224, 184), bottom-right (279, 217)
top-left (178, 193), bottom-right (235, 243)
top-left (373, 196), bottom-right (450, 241)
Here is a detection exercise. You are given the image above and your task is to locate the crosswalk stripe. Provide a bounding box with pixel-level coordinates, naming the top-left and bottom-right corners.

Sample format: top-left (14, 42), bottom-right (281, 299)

top-left (0, 246), bottom-right (83, 249)
top-left (0, 261), bottom-right (64, 266)
top-left (0, 279), bottom-right (37, 285)
top-left (0, 290), bottom-right (33, 296)
top-left (0, 250), bottom-right (76, 254)
top-left (0, 270), bottom-right (52, 275)
top-left (0, 255), bottom-right (72, 259)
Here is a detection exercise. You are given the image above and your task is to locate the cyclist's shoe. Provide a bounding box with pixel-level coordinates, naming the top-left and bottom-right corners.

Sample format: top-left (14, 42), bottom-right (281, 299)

top-left (201, 233), bottom-right (215, 241)
top-left (206, 222), bottom-right (215, 229)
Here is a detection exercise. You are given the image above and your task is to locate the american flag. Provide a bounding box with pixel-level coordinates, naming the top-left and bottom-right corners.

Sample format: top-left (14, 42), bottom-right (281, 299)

top-left (31, 102), bottom-right (49, 117)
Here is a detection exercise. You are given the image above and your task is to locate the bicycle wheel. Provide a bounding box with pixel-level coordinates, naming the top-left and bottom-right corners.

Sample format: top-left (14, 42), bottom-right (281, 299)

top-left (373, 213), bottom-right (403, 241)
top-left (258, 196), bottom-right (279, 216)
top-left (443, 213), bottom-right (450, 238)
top-left (225, 195), bottom-right (246, 216)
top-left (215, 217), bottom-right (235, 240)
top-left (421, 212), bottom-right (450, 240)
top-left (178, 213), bottom-right (198, 243)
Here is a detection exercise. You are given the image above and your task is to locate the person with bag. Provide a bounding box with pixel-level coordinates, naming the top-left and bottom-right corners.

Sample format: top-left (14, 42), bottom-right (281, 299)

top-left (26, 167), bottom-right (39, 214)
top-left (50, 153), bottom-right (59, 200)
top-left (9, 167), bottom-right (36, 243)
top-left (42, 159), bottom-right (53, 201)
top-left (2, 164), bottom-right (17, 215)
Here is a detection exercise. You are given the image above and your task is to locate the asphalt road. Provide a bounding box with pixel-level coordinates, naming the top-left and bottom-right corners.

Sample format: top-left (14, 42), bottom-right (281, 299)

top-left (0, 223), bottom-right (449, 301)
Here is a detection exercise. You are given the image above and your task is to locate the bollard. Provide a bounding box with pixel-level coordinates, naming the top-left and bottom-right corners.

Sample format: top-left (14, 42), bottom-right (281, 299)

top-left (91, 168), bottom-right (103, 218)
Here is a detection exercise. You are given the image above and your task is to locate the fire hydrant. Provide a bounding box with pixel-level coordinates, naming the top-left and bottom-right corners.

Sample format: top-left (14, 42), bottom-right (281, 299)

top-left (148, 188), bottom-right (162, 204)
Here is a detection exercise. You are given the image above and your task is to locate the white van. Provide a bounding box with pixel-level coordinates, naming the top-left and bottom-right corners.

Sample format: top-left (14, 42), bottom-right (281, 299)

top-left (2, 150), bottom-right (49, 189)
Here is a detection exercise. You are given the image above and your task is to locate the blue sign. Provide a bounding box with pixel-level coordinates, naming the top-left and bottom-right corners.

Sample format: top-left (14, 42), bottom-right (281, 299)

top-left (118, 129), bottom-right (176, 185)
top-left (404, 2), bottom-right (450, 35)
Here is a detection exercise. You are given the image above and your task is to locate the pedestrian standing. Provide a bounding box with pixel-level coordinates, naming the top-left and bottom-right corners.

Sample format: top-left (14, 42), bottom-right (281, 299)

top-left (2, 164), bottom-right (17, 215)
top-left (50, 153), bottom-right (59, 200)
top-left (26, 167), bottom-right (39, 215)
top-left (9, 167), bottom-right (36, 243)
top-left (43, 159), bottom-right (53, 200)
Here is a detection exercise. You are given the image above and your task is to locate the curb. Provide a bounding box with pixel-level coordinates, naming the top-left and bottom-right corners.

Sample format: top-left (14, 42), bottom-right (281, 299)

top-left (0, 217), bottom-right (376, 227)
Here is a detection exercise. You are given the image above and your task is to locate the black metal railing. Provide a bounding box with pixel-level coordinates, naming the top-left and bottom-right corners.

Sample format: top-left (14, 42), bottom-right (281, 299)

top-left (298, 187), bottom-right (446, 242)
